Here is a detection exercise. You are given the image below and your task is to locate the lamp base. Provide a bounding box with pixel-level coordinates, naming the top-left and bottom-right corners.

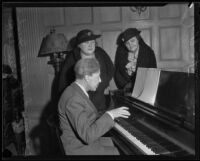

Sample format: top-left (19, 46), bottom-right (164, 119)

top-left (48, 57), bottom-right (65, 74)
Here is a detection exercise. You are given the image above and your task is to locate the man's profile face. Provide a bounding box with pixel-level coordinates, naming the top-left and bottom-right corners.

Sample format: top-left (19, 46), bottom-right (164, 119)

top-left (87, 70), bottom-right (101, 91)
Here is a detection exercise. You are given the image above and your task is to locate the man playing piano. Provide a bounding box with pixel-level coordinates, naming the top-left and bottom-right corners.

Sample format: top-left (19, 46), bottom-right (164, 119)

top-left (58, 58), bottom-right (130, 155)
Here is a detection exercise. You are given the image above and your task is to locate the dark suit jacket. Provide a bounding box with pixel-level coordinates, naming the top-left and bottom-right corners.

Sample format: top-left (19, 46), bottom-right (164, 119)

top-left (58, 82), bottom-right (119, 155)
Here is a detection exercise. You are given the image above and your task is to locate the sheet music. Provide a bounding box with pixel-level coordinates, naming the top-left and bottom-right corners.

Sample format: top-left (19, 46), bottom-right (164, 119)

top-left (132, 67), bottom-right (148, 98)
top-left (132, 68), bottom-right (161, 105)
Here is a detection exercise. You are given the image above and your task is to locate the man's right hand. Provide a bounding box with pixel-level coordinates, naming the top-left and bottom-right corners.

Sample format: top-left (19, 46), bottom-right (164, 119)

top-left (108, 106), bottom-right (130, 119)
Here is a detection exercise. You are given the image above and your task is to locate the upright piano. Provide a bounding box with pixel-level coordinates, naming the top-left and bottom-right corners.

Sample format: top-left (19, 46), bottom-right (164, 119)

top-left (109, 68), bottom-right (195, 156)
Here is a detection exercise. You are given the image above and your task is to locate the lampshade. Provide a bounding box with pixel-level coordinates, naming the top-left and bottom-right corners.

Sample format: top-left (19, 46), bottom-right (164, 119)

top-left (38, 29), bottom-right (68, 57)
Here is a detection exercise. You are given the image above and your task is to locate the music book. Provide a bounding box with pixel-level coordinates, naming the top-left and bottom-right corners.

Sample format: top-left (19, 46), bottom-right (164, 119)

top-left (132, 68), bottom-right (161, 106)
top-left (131, 67), bottom-right (148, 98)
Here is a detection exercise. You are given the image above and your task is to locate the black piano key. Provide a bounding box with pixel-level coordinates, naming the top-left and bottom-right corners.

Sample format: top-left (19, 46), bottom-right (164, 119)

top-left (129, 122), bottom-right (169, 144)
top-left (143, 131), bottom-right (171, 148)
top-left (133, 122), bottom-right (178, 149)
top-left (164, 143), bottom-right (182, 152)
top-left (171, 150), bottom-right (190, 156)
top-left (138, 135), bottom-right (155, 143)
top-left (150, 144), bottom-right (169, 154)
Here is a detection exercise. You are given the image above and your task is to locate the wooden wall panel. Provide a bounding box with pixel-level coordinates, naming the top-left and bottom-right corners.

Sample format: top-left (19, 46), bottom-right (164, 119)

top-left (100, 7), bottom-right (121, 23)
top-left (159, 27), bottom-right (181, 60)
top-left (125, 6), bottom-right (150, 20)
top-left (69, 7), bottom-right (93, 25)
top-left (42, 8), bottom-right (65, 27)
top-left (101, 30), bottom-right (122, 91)
top-left (189, 26), bottom-right (194, 60)
top-left (189, 4), bottom-right (194, 16)
top-left (101, 30), bottom-right (121, 62)
top-left (140, 28), bottom-right (151, 47)
top-left (159, 4), bottom-right (181, 18)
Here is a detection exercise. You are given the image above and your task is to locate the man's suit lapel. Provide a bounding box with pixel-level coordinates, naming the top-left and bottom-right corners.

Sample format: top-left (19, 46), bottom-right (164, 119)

top-left (71, 83), bottom-right (99, 114)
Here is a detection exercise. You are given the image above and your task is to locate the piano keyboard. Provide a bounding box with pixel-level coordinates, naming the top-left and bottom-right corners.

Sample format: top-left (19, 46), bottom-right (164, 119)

top-left (113, 118), bottom-right (188, 155)
top-left (114, 123), bottom-right (157, 155)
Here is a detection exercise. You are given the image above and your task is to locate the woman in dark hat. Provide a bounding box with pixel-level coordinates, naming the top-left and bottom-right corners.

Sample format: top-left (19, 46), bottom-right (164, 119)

top-left (114, 28), bottom-right (157, 92)
top-left (58, 29), bottom-right (114, 113)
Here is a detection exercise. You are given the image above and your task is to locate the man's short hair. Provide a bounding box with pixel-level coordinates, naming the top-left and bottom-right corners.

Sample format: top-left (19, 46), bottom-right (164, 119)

top-left (74, 58), bottom-right (100, 79)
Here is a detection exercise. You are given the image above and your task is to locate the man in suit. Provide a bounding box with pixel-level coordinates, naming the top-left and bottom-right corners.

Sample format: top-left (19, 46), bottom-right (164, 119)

top-left (58, 58), bottom-right (130, 155)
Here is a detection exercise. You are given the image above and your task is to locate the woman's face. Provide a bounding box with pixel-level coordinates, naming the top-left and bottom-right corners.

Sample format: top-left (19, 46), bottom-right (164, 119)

top-left (125, 36), bottom-right (139, 53)
top-left (78, 40), bottom-right (96, 56)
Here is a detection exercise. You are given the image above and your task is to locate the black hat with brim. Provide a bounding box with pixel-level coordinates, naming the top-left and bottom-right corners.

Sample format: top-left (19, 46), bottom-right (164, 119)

top-left (76, 29), bottom-right (101, 45)
top-left (121, 28), bottom-right (141, 43)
